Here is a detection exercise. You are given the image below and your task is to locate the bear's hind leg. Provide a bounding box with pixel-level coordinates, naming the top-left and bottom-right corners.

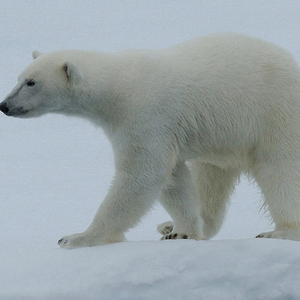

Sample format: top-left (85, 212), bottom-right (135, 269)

top-left (253, 158), bottom-right (300, 241)
top-left (158, 161), bottom-right (240, 240)
top-left (191, 161), bottom-right (240, 239)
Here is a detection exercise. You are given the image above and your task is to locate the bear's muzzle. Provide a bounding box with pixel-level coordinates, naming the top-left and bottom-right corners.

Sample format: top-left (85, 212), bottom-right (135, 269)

top-left (0, 101), bottom-right (28, 117)
top-left (0, 102), bottom-right (9, 115)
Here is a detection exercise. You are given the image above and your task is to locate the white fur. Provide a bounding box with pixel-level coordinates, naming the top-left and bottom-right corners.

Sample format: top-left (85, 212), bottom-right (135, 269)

top-left (2, 33), bottom-right (300, 248)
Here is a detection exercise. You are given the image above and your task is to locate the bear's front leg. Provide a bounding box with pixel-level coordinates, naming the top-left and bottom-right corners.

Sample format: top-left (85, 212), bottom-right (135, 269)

top-left (58, 145), bottom-right (170, 248)
top-left (158, 162), bottom-right (204, 241)
top-left (58, 231), bottom-right (125, 248)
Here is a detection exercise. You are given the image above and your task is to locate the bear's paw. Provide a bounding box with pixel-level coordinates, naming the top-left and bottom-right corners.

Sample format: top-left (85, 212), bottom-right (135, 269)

top-left (58, 232), bottom-right (103, 249)
top-left (256, 229), bottom-right (300, 241)
top-left (157, 221), bottom-right (174, 235)
top-left (161, 233), bottom-right (191, 240)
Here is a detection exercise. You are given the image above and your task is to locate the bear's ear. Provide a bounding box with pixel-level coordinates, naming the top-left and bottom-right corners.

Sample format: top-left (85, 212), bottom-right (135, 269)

top-left (63, 61), bottom-right (83, 84)
top-left (32, 50), bottom-right (43, 60)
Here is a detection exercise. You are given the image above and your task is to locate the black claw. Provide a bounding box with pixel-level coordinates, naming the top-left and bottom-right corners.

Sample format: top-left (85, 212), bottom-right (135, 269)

top-left (58, 238), bottom-right (68, 245)
top-left (182, 235), bottom-right (188, 239)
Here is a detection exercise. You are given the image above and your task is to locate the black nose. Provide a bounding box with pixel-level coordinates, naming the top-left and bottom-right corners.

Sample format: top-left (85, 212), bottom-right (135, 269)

top-left (0, 102), bottom-right (9, 114)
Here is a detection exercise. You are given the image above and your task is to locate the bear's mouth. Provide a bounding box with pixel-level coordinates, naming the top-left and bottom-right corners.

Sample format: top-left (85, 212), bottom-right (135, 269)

top-left (0, 102), bottom-right (29, 117)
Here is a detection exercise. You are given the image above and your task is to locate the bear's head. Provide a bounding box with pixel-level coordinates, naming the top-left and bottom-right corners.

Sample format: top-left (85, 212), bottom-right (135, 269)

top-left (0, 51), bottom-right (83, 118)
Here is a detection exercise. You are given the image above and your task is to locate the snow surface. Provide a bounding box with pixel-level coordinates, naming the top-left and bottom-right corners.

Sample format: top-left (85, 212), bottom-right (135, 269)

top-left (1, 1), bottom-right (300, 299)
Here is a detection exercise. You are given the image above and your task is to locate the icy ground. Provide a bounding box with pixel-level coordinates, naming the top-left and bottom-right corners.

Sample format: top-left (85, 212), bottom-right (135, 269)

top-left (1, 1), bottom-right (300, 299)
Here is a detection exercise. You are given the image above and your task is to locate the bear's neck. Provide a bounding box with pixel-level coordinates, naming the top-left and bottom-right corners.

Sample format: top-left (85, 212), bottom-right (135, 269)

top-left (71, 52), bottom-right (143, 137)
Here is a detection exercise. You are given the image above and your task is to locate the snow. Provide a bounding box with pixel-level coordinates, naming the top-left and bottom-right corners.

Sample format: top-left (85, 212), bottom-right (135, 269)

top-left (0, 1), bottom-right (300, 299)
top-left (1, 240), bottom-right (300, 299)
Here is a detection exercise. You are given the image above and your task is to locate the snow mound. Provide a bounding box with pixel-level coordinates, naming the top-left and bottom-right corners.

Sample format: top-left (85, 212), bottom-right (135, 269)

top-left (1, 239), bottom-right (300, 299)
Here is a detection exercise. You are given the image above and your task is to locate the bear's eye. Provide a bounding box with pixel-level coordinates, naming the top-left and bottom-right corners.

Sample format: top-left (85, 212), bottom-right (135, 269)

top-left (26, 80), bottom-right (35, 87)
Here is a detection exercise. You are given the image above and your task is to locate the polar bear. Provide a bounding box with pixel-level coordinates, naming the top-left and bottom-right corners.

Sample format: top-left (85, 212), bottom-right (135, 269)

top-left (1, 33), bottom-right (300, 248)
